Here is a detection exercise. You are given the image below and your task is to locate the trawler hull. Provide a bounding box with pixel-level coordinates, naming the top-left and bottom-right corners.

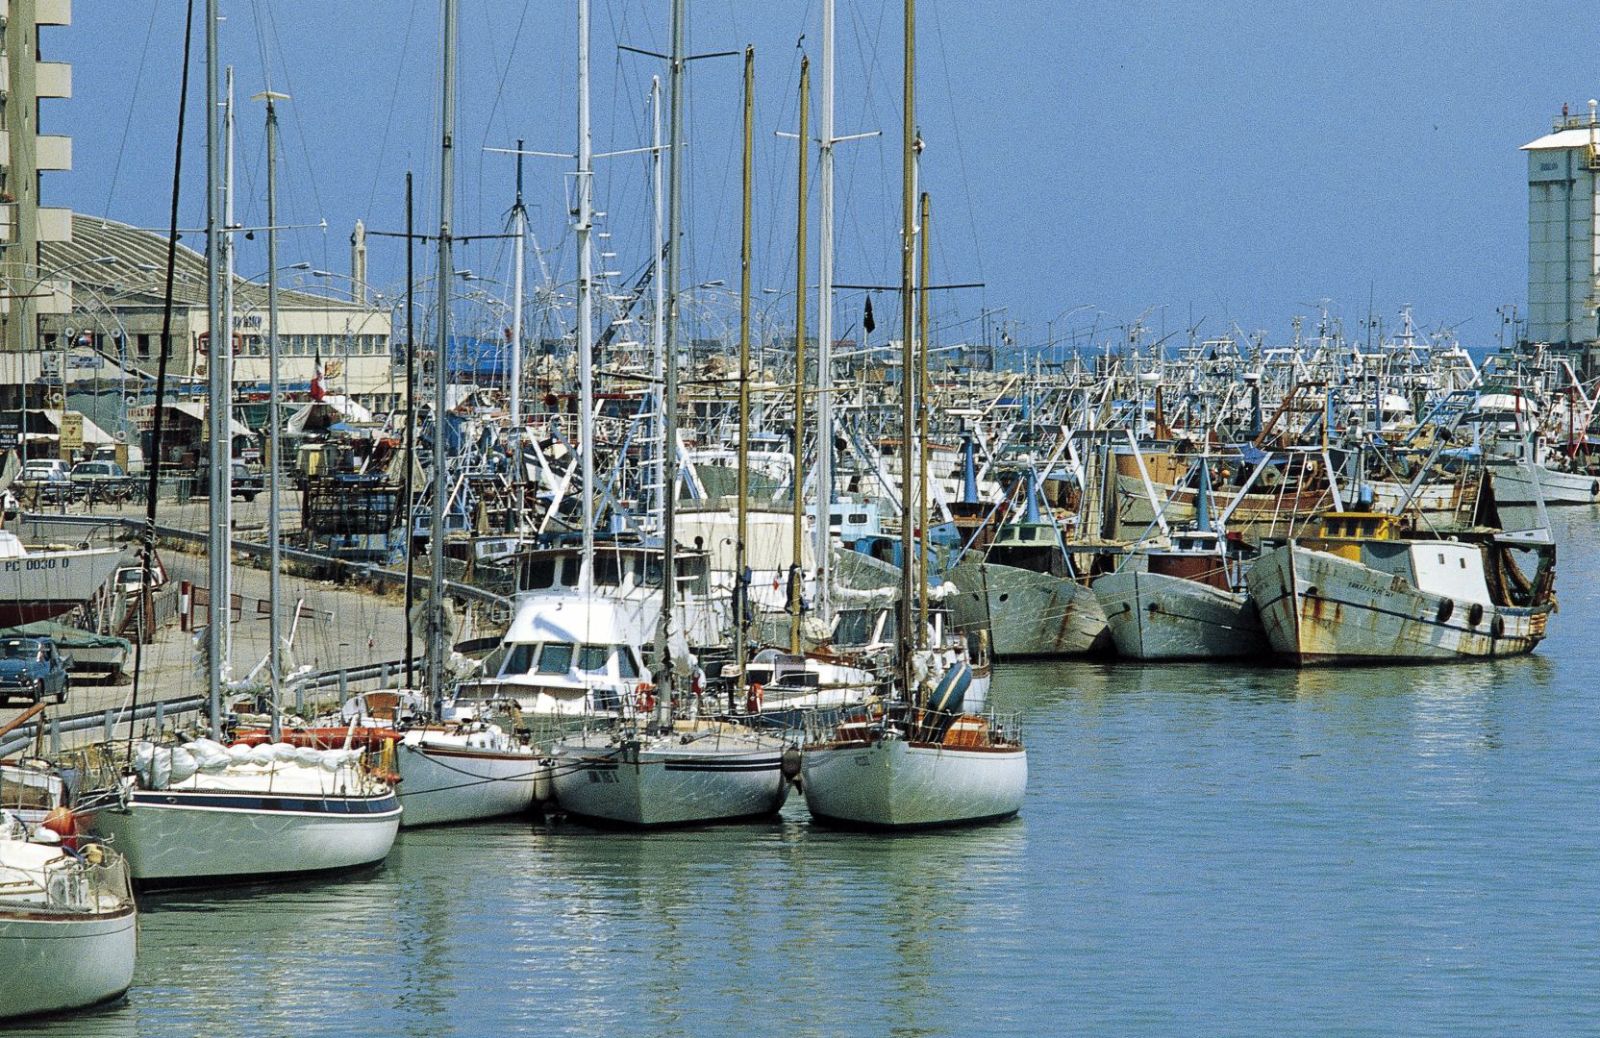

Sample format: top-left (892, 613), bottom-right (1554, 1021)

top-left (1247, 544), bottom-right (1548, 665)
top-left (1093, 570), bottom-right (1267, 661)
top-left (948, 560), bottom-right (1109, 658)
top-left (548, 728), bottom-right (789, 827)
top-left (1486, 460), bottom-right (1600, 505)
top-left (801, 736), bottom-right (1026, 829)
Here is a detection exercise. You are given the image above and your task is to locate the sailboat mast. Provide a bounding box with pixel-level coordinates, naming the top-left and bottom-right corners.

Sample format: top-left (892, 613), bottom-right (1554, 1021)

top-left (511, 140), bottom-right (526, 454)
top-left (897, 0), bottom-right (916, 689)
top-left (403, 171), bottom-right (416, 688)
top-left (257, 86), bottom-right (288, 737)
top-left (789, 56), bottom-right (809, 655)
top-left (577, 0), bottom-right (596, 594)
top-left (734, 45), bottom-right (753, 694)
top-left (203, 0), bottom-right (223, 738)
top-left (428, 0), bottom-right (458, 706)
top-left (814, 0), bottom-right (835, 628)
top-left (219, 66), bottom-right (236, 677)
top-left (917, 189), bottom-right (931, 648)
top-left (657, 0), bottom-right (686, 708)
top-left (649, 76), bottom-right (665, 529)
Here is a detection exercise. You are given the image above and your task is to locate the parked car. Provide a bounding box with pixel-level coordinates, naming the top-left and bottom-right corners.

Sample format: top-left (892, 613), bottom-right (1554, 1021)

top-left (16, 460), bottom-right (76, 504)
top-left (0, 636), bottom-right (70, 705)
top-left (70, 460), bottom-right (128, 485)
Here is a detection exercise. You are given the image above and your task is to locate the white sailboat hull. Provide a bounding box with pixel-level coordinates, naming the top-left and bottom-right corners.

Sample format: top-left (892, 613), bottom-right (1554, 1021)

top-left (86, 788), bottom-right (401, 885)
top-left (1247, 543), bottom-right (1549, 665)
top-left (801, 736), bottom-right (1026, 829)
top-left (549, 728), bottom-right (789, 827)
top-left (1094, 570), bottom-right (1267, 660)
top-left (397, 737), bottom-right (542, 827)
top-left (0, 906), bottom-right (137, 1020)
top-left (948, 560), bottom-right (1108, 657)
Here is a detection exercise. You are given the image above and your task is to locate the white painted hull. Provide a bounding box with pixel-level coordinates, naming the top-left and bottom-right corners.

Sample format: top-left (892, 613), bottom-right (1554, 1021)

top-left (1247, 544), bottom-right (1549, 665)
top-left (85, 787), bottom-right (401, 885)
top-left (1093, 570), bottom-right (1267, 660)
top-left (0, 907), bottom-right (137, 1020)
top-left (1487, 460), bottom-right (1600, 505)
top-left (948, 560), bottom-right (1108, 657)
top-left (0, 545), bottom-right (124, 625)
top-left (801, 737), bottom-right (1026, 829)
top-left (549, 726), bottom-right (789, 827)
top-left (397, 737), bottom-right (542, 827)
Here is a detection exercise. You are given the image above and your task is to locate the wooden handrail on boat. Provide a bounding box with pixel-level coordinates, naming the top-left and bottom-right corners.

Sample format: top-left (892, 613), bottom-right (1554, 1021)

top-left (0, 702), bottom-right (48, 744)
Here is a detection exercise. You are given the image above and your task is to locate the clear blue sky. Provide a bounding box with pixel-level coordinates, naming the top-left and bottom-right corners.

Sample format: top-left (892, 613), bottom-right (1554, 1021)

top-left (49, 1), bottom-right (1600, 352)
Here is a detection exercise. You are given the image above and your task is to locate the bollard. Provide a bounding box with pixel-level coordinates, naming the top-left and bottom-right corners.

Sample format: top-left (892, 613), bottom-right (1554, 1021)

top-left (103, 709), bottom-right (115, 742)
top-left (154, 701), bottom-right (165, 736)
top-left (49, 717), bottom-right (60, 756)
top-left (339, 670), bottom-right (348, 703)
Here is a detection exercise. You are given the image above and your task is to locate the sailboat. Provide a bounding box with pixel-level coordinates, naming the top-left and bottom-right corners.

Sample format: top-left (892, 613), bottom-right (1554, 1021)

top-left (77, 49), bottom-right (400, 884)
top-left (799, 0), bottom-right (1025, 830)
top-left (547, 3), bottom-right (791, 827)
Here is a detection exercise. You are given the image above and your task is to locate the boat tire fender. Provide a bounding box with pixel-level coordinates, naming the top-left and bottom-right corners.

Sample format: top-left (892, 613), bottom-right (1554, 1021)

top-left (1437, 599), bottom-right (1454, 624)
top-left (1491, 614), bottom-right (1505, 639)
top-left (1467, 602), bottom-right (1484, 627)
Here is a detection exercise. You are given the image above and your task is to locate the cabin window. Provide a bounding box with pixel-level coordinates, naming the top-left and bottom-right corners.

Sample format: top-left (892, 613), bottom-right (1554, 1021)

top-left (1459, 557), bottom-right (1466, 568)
top-left (830, 514), bottom-right (843, 527)
top-left (595, 555), bottom-right (623, 587)
top-left (537, 643), bottom-right (574, 674)
top-left (559, 561), bottom-right (579, 588)
top-left (501, 644), bottom-right (536, 676)
top-left (849, 512), bottom-right (869, 525)
top-left (577, 644), bottom-right (610, 673)
top-left (644, 556), bottom-right (665, 587)
top-left (616, 648), bottom-right (640, 680)
top-left (523, 558), bottom-right (556, 589)
top-left (1438, 553), bottom-right (1445, 565)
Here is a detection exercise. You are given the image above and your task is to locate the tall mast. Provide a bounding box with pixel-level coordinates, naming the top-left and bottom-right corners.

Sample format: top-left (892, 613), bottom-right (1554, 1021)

top-left (656, 0), bottom-right (687, 714)
top-left (203, 0), bottom-right (221, 736)
top-left (649, 76), bottom-right (665, 529)
top-left (789, 55), bottom-right (809, 655)
top-left (917, 190), bottom-right (931, 648)
top-left (219, 65), bottom-right (235, 677)
top-left (510, 137), bottom-right (526, 524)
top-left (813, 0), bottom-right (835, 627)
top-left (734, 45), bottom-right (754, 695)
top-left (896, 0), bottom-right (916, 692)
top-left (254, 86), bottom-right (289, 737)
top-left (403, 172), bottom-right (417, 687)
top-left (427, 0), bottom-right (458, 707)
top-left (577, 0), bottom-right (596, 594)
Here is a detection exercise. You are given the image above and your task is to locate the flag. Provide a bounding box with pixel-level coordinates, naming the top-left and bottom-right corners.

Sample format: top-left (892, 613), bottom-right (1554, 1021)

top-left (310, 353), bottom-right (327, 401)
top-left (863, 296), bottom-right (876, 335)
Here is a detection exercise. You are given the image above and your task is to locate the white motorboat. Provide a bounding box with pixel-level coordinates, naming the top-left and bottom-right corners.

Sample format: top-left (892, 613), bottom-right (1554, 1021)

top-left (548, 720), bottom-right (792, 827)
top-left (394, 724), bottom-right (542, 827)
top-left (0, 814), bottom-right (137, 1022)
top-left (79, 740), bottom-right (400, 887)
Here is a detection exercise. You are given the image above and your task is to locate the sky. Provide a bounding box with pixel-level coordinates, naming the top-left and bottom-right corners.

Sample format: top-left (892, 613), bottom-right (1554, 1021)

top-left (46, 1), bottom-right (1600, 355)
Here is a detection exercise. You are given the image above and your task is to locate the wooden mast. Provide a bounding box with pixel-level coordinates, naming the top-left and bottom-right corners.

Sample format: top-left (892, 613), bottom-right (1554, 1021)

top-left (790, 55), bottom-right (810, 654)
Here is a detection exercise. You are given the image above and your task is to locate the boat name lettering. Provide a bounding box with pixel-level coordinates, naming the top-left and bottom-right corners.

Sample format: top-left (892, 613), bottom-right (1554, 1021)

top-left (5, 558), bottom-right (64, 572)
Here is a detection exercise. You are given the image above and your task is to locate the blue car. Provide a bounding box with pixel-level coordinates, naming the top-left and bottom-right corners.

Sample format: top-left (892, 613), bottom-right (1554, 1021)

top-left (0, 637), bottom-right (70, 705)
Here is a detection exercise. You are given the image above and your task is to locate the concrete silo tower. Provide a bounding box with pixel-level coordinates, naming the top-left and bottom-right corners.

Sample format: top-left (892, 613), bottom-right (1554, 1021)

top-left (1523, 100), bottom-right (1600, 368)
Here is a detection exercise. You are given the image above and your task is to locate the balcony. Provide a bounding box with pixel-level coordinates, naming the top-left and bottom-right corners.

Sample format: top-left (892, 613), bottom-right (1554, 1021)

top-left (36, 62), bottom-right (71, 101)
top-left (35, 134), bottom-right (70, 171)
top-left (37, 0), bottom-right (71, 26)
top-left (37, 206), bottom-right (69, 242)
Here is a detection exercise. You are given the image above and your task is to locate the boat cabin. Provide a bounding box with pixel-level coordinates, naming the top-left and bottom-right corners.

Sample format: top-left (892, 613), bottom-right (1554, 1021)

top-left (512, 545), bottom-right (712, 597)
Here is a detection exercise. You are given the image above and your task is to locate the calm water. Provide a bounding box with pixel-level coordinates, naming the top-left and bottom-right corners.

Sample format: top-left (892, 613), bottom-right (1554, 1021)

top-left (20, 506), bottom-right (1600, 1037)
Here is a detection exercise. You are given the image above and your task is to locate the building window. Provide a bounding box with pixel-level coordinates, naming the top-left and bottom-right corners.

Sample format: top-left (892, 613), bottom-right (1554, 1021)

top-left (137, 334), bottom-right (151, 359)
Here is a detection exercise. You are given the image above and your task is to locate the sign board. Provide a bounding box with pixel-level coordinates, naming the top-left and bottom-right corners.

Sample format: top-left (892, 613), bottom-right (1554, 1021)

top-left (0, 417), bottom-right (18, 451)
top-left (59, 411), bottom-right (84, 452)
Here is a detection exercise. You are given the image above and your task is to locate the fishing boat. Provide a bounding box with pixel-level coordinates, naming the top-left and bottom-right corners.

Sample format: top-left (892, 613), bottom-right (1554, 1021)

top-left (0, 532), bottom-right (124, 626)
top-left (1094, 528), bottom-right (1266, 661)
top-left (0, 814), bottom-right (137, 1022)
top-left (1247, 509), bottom-right (1556, 664)
top-left (947, 517), bottom-right (1111, 658)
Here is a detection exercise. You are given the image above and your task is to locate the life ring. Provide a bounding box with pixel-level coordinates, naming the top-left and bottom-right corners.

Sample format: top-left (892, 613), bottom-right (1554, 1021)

top-left (634, 682), bottom-right (656, 714)
top-left (1436, 599), bottom-right (1454, 624)
top-left (746, 682), bottom-right (764, 715)
top-left (1467, 602), bottom-right (1484, 627)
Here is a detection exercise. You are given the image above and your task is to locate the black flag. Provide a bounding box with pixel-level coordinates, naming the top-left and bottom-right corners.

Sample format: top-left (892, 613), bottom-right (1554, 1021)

top-left (863, 296), bottom-right (876, 335)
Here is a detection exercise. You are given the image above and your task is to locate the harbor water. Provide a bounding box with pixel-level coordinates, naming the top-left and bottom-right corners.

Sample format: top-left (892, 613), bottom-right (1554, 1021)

top-left (26, 506), bottom-right (1599, 1037)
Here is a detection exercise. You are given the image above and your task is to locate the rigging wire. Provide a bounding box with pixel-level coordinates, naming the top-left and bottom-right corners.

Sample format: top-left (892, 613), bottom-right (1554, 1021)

top-left (101, 2), bottom-right (163, 220)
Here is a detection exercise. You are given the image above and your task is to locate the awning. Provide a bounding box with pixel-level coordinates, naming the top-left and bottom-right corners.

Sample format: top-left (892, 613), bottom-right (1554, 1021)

top-left (39, 409), bottom-right (115, 446)
top-left (168, 400), bottom-right (253, 439)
